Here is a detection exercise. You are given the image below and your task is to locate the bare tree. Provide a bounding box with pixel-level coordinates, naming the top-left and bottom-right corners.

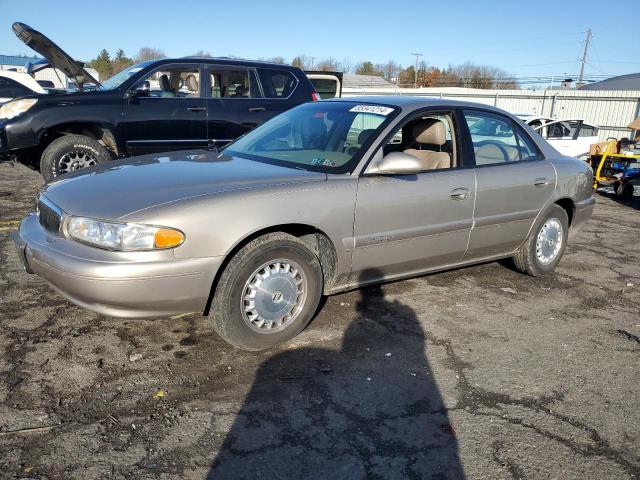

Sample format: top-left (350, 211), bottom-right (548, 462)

top-left (443, 62), bottom-right (518, 89)
top-left (355, 61), bottom-right (383, 76)
top-left (135, 47), bottom-right (167, 62)
top-left (339, 58), bottom-right (353, 73)
top-left (316, 57), bottom-right (339, 71)
top-left (291, 55), bottom-right (308, 69)
top-left (193, 50), bottom-right (213, 58)
top-left (380, 60), bottom-right (401, 83)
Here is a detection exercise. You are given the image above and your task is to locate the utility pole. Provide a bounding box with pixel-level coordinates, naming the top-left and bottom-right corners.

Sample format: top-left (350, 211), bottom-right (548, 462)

top-left (309, 56), bottom-right (316, 69)
top-left (411, 52), bottom-right (423, 88)
top-left (577, 28), bottom-right (591, 87)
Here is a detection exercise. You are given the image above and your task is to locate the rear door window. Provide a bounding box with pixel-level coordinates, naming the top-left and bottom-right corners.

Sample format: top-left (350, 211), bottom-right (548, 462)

top-left (464, 110), bottom-right (540, 165)
top-left (209, 67), bottom-right (260, 98)
top-left (257, 69), bottom-right (298, 98)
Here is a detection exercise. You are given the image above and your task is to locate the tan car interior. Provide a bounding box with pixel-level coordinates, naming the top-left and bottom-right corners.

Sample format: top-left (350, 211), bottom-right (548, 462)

top-left (185, 74), bottom-right (199, 96)
top-left (151, 69), bottom-right (200, 98)
top-left (210, 70), bottom-right (251, 98)
top-left (474, 142), bottom-right (520, 165)
top-left (379, 114), bottom-right (456, 170)
top-left (403, 118), bottom-right (453, 170)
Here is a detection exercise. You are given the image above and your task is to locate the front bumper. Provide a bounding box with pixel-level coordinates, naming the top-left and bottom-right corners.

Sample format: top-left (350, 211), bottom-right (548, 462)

top-left (569, 195), bottom-right (595, 238)
top-left (13, 213), bottom-right (223, 319)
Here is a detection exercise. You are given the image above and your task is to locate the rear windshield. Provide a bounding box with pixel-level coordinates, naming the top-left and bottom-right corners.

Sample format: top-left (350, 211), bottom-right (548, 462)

top-left (224, 102), bottom-right (398, 174)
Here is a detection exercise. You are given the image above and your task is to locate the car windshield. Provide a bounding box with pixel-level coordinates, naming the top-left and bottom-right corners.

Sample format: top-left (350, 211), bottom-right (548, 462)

top-left (100, 61), bottom-right (154, 90)
top-left (224, 102), bottom-right (398, 173)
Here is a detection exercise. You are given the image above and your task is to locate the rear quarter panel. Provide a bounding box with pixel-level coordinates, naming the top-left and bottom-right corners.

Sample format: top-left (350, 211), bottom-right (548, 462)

top-left (549, 156), bottom-right (594, 203)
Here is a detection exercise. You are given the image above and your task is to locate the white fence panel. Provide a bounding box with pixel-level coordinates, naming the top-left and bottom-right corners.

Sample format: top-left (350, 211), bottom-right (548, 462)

top-left (343, 87), bottom-right (640, 141)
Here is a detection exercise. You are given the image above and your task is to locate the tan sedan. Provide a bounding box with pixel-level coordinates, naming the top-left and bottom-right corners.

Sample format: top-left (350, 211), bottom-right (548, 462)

top-left (13, 97), bottom-right (594, 350)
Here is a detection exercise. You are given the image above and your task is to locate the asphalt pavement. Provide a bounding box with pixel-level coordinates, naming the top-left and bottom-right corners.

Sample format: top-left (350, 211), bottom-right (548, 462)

top-left (0, 161), bottom-right (638, 479)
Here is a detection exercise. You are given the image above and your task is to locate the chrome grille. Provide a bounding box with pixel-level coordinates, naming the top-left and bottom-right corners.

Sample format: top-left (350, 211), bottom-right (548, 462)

top-left (37, 197), bottom-right (62, 233)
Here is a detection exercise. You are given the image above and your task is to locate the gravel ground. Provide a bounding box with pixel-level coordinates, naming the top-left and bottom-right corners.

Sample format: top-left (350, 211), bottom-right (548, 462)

top-left (0, 161), bottom-right (638, 480)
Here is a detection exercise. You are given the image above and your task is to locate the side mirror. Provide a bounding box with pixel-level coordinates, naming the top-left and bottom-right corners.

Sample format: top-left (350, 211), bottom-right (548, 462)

top-left (125, 89), bottom-right (140, 102)
top-left (366, 151), bottom-right (422, 175)
top-left (126, 84), bottom-right (150, 101)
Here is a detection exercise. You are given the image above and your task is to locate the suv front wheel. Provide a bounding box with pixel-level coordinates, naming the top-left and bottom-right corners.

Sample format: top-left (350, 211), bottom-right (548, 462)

top-left (40, 134), bottom-right (112, 181)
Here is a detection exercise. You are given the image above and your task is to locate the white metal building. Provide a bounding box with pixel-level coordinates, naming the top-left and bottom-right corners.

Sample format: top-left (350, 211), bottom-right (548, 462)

top-left (343, 86), bottom-right (640, 141)
top-left (0, 54), bottom-right (99, 88)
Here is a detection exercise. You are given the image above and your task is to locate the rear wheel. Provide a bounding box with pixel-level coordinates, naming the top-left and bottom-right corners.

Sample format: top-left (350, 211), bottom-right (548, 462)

top-left (512, 204), bottom-right (569, 277)
top-left (40, 134), bottom-right (112, 181)
top-left (209, 233), bottom-right (323, 351)
top-left (616, 181), bottom-right (634, 201)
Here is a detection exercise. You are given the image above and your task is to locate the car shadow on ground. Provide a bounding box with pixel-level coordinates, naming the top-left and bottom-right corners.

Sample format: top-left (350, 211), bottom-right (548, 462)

top-left (207, 269), bottom-right (464, 479)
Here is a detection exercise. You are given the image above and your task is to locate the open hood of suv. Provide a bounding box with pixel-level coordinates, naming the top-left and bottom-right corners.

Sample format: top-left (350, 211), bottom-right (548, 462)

top-left (12, 22), bottom-right (100, 89)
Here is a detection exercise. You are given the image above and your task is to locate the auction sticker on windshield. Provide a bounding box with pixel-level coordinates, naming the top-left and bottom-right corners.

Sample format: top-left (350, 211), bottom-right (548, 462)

top-left (349, 105), bottom-right (394, 116)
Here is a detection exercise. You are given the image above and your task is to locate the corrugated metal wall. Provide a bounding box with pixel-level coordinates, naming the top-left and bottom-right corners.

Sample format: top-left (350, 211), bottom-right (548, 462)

top-left (343, 87), bottom-right (640, 141)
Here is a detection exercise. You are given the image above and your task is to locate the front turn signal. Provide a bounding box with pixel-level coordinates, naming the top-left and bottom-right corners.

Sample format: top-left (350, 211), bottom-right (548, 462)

top-left (154, 228), bottom-right (185, 249)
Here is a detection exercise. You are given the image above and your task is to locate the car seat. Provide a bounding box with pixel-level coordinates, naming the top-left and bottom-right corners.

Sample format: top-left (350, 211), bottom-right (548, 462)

top-left (403, 119), bottom-right (451, 170)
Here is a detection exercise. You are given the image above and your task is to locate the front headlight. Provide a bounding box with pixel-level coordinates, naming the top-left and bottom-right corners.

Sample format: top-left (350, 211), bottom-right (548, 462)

top-left (0, 98), bottom-right (38, 120)
top-left (66, 216), bottom-right (185, 251)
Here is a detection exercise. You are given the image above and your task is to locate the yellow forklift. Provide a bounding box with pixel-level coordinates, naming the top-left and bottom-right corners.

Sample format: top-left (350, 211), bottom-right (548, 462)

top-left (590, 120), bottom-right (640, 201)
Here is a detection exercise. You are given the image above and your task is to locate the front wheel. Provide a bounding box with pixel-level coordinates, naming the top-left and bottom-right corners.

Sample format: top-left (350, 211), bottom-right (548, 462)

top-left (40, 134), bottom-right (112, 182)
top-left (512, 204), bottom-right (569, 277)
top-left (209, 233), bottom-right (323, 351)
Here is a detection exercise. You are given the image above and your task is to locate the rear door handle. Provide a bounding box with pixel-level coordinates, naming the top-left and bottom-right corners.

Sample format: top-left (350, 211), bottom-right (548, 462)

top-left (449, 187), bottom-right (470, 200)
top-left (249, 107), bottom-right (266, 112)
top-left (187, 106), bottom-right (206, 112)
top-left (534, 177), bottom-right (548, 187)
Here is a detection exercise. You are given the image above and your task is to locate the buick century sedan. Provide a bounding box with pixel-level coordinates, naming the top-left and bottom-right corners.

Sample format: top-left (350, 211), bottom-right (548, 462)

top-left (13, 97), bottom-right (595, 350)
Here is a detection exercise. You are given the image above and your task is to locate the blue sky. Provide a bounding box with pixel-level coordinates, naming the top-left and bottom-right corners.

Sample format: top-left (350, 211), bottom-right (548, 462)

top-left (2, 0), bottom-right (639, 85)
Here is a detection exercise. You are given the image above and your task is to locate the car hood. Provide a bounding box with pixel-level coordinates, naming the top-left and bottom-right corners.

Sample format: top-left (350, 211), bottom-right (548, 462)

top-left (12, 22), bottom-right (100, 89)
top-left (41, 151), bottom-right (327, 220)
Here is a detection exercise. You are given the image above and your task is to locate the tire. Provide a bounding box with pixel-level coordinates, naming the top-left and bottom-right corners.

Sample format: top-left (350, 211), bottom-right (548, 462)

top-left (40, 134), bottom-right (112, 182)
top-left (209, 233), bottom-right (323, 351)
top-left (512, 204), bottom-right (569, 277)
top-left (616, 182), bottom-right (634, 201)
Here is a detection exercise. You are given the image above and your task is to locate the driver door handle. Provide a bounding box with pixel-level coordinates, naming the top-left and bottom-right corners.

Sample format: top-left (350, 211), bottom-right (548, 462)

top-left (249, 107), bottom-right (266, 112)
top-left (187, 106), bottom-right (206, 112)
top-left (534, 177), bottom-right (548, 187)
top-left (449, 187), bottom-right (470, 200)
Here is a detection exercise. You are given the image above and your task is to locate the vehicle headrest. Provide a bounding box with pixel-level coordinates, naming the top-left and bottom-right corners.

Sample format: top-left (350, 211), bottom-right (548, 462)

top-left (300, 115), bottom-right (327, 149)
top-left (358, 129), bottom-right (376, 145)
top-left (159, 74), bottom-right (171, 91)
top-left (411, 119), bottom-right (446, 146)
top-left (186, 74), bottom-right (199, 92)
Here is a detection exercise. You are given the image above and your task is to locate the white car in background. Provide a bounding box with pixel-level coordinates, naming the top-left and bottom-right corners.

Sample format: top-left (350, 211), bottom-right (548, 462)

top-left (0, 70), bottom-right (45, 105)
top-left (518, 115), bottom-right (599, 159)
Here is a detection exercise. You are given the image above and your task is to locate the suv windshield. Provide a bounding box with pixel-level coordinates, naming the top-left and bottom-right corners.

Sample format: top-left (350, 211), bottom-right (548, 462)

top-left (100, 61), bottom-right (154, 90)
top-left (224, 102), bottom-right (397, 174)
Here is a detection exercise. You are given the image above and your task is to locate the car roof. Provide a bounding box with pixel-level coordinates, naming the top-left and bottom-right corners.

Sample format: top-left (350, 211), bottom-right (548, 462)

top-left (148, 57), bottom-right (299, 70)
top-left (324, 95), bottom-right (518, 115)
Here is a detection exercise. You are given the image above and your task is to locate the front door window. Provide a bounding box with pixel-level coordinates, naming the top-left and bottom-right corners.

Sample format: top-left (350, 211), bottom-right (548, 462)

top-left (134, 66), bottom-right (201, 98)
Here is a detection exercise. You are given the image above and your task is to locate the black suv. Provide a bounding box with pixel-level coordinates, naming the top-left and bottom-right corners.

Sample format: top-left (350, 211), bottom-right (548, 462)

top-left (1, 23), bottom-right (319, 180)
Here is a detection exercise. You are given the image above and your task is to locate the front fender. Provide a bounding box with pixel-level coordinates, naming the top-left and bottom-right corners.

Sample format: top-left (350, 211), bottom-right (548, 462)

top-left (123, 177), bottom-right (359, 278)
